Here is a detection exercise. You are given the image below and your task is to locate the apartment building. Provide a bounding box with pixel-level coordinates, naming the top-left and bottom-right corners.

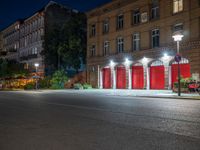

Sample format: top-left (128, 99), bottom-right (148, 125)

top-left (87, 0), bottom-right (200, 89)
top-left (0, 1), bottom-right (78, 75)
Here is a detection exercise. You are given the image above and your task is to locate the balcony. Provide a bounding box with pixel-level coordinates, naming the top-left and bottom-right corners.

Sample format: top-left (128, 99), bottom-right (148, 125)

top-left (8, 48), bottom-right (17, 53)
top-left (28, 54), bottom-right (38, 59)
top-left (0, 51), bottom-right (7, 56)
top-left (20, 56), bottom-right (28, 61)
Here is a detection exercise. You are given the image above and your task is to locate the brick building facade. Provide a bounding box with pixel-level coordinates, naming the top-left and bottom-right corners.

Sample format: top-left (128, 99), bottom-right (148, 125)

top-left (86, 0), bottom-right (200, 89)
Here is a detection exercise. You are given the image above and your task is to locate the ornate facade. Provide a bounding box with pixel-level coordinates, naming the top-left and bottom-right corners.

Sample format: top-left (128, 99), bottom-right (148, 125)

top-left (0, 1), bottom-right (78, 75)
top-left (87, 0), bottom-right (200, 89)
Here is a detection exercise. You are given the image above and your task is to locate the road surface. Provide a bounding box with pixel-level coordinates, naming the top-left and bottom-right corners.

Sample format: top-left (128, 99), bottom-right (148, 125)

top-left (0, 90), bottom-right (200, 150)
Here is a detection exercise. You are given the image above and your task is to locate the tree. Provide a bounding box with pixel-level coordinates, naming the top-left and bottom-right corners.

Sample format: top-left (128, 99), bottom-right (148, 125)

top-left (50, 70), bottom-right (68, 89)
top-left (42, 12), bottom-right (86, 75)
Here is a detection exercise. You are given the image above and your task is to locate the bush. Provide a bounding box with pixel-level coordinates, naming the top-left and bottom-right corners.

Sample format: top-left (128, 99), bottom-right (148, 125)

top-left (74, 83), bottom-right (83, 90)
top-left (83, 83), bottom-right (92, 89)
top-left (50, 70), bottom-right (68, 89)
top-left (39, 77), bottom-right (51, 89)
top-left (24, 82), bottom-right (35, 90)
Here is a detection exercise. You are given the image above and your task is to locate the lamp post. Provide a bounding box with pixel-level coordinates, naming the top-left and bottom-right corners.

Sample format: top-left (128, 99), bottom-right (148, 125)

top-left (34, 63), bottom-right (39, 90)
top-left (172, 33), bottom-right (184, 96)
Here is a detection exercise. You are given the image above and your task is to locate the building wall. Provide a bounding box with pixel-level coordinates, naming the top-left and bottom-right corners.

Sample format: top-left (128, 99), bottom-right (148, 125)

top-left (1, 21), bottom-right (20, 61)
top-left (87, 0), bottom-right (200, 88)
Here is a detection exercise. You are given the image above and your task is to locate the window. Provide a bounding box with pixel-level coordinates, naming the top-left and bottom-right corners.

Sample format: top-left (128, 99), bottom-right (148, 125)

top-left (173, 23), bottom-right (183, 33)
top-left (173, 0), bottom-right (183, 14)
top-left (91, 24), bottom-right (96, 37)
top-left (133, 10), bottom-right (140, 24)
top-left (117, 37), bottom-right (124, 53)
top-left (103, 41), bottom-right (110, 55)
top-left (117, 14), bottom-right (124, 30)
top-left (152, 29), bottom-right (160, 48)
top-left (133, 33), bottom-right (140, 51)
top-left (90, 45), bottom-right (96, 56)
top-left (103, 20), bottom-right (109, 34)
top-left (151, 0), bottom-right (159, 19)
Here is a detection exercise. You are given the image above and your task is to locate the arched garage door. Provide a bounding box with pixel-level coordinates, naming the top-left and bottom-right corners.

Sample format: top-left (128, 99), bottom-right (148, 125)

top-left (102, 67), bottom-right (111, 89)
top-left (132, 64), bottom-right (144, 89)
top-left (150, 60), bottom-right (165, 89)
top-left (171, 58), bottom-right (191, 88)
top-left (116, 65), bottom-right (126, 89)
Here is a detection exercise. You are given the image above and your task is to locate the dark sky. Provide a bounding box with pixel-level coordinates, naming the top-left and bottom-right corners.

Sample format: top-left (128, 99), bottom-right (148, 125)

top-left (0, 0), bottom-right (111, 30)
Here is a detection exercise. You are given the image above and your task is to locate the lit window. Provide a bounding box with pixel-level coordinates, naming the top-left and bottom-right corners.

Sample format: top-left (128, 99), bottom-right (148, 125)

top-left (117, 37), bottom-right (124, 53)
top-left (117, 14), bottom-right (124, 30)
top-left (173, 0), bottom-right (183, 14)
top-left (152, 29), bottom-right (160, 48)
top-left (133, 33), bottom-right (140, 51)
top-left (103, 41), bottom-right (110, 56)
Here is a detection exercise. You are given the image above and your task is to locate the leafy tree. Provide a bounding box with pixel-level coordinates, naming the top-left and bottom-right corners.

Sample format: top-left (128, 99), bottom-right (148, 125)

top-left (50, 70), bottom-right (68, 89)
top-left (42, 12), bottom-right (86, 75)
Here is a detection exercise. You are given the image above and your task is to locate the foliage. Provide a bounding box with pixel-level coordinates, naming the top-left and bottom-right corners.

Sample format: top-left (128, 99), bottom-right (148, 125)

top-left (38, 77), bottom-right (51, 89)
top-left (74, 83), bottom-right (83, 90)
top-left (83, 83), bottom-right (92, 89)
top-left (42, 13), bottom-right (86, 75)
top-left (50, 70), bottom-right (68, 89)
top-left (24, 82), bottom-right (35, 90)
top-left (0, 58), bottom-right (28, 79)
top-left (173, 77), bottom-right (191, 88)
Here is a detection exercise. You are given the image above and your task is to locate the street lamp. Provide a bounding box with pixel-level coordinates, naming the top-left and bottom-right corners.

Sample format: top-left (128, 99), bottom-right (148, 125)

top-left (34, 63), bottom-right (39, 90)
top-left (172, 33), bottom-right (184, 96)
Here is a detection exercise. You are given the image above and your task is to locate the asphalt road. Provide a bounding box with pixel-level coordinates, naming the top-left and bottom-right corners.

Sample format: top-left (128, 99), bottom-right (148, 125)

top-left (0, 90), bottom-right (200, 150)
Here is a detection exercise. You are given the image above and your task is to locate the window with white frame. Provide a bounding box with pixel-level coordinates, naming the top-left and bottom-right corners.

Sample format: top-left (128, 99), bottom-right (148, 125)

top-left (173, 23), bottom-right (183, 33)
top-left (133, 10), bottom-right (140, 24)
top-left (117, 37), bottom-right (124, 53)
top-left (103, 41), bottom-right (110, 56)
top-left (133, 33), bottom-right (140, 51)
top-left (103, 20), bottom-right (109, 34)
top-left (117, 14), bottom-right (124, 29)
top-left (173, 0), bottom-right (183, 14)
top-left (152, 29), bottom-right (160, 48)
top-left (91, 44), bottom-right (96, 56)
top-left (91, 24), bottom-right (96, 37)
top-left (151, 0), bottom-right (159, 19)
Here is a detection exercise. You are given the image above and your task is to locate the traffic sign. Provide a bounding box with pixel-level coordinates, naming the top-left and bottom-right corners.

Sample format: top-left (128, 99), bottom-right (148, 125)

top-left (175, 54), bottom-right (181, 62)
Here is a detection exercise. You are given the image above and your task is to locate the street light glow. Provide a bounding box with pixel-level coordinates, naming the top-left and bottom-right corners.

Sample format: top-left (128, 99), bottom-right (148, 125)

top-left (110, 60), bottom-right (114, 67)
top-left (34, 63), bottom-right (39, 67)
top-left (125, 58), bottom-right (129, 65)
top-left (172, 34), bottom-right (184, 42)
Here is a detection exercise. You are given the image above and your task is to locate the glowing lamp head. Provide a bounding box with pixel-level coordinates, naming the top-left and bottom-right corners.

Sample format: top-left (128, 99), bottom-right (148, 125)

top-left (125, 58), bottom-right (129, 65)
top-left (172, 34), bottom-right (184, 42)
top-left (142, 57), bottom-right (147, 62)
top-left (110, 60), bottom-right (114, 67)
top-left (34, 63), bottom-right (39, 67)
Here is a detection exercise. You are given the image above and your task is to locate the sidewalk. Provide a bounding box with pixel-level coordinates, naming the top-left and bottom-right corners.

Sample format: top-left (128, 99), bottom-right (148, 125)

top-left (76, 89), bottom-right (200, 100)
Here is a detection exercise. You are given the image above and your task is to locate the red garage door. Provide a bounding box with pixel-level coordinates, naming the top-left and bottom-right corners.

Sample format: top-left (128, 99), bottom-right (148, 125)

top-left (103, 68), bottom-right (111, 89)
top-left (171, 64), bottom-right (191, 88)
top-left (132, 66), bottom-right (144, 89)
top-left (150, 66), bottom-right (165, 89)
top-left (116, 66), bottom-right (126, 89)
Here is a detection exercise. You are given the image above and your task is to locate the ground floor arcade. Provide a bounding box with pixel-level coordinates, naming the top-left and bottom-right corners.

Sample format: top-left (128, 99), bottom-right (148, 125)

top-left (96, 56), bottom-right (193, 90)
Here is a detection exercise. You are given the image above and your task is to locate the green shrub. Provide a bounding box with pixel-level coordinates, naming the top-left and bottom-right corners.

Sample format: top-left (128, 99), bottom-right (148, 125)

top-left (39, 77), bottom-right (51, 89)
top-left (50, 70), bottom-right (68, 89)
top-left (74, 83), bottom-right (83, 90)
top-left (24, 82), bottom-right (35, 90)
top-left (83, 83), bottom-right (92, 89)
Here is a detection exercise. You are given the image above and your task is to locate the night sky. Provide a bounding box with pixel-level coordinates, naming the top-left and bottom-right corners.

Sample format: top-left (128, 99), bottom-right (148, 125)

top-left (0, 0), bottom-right (111, 30)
